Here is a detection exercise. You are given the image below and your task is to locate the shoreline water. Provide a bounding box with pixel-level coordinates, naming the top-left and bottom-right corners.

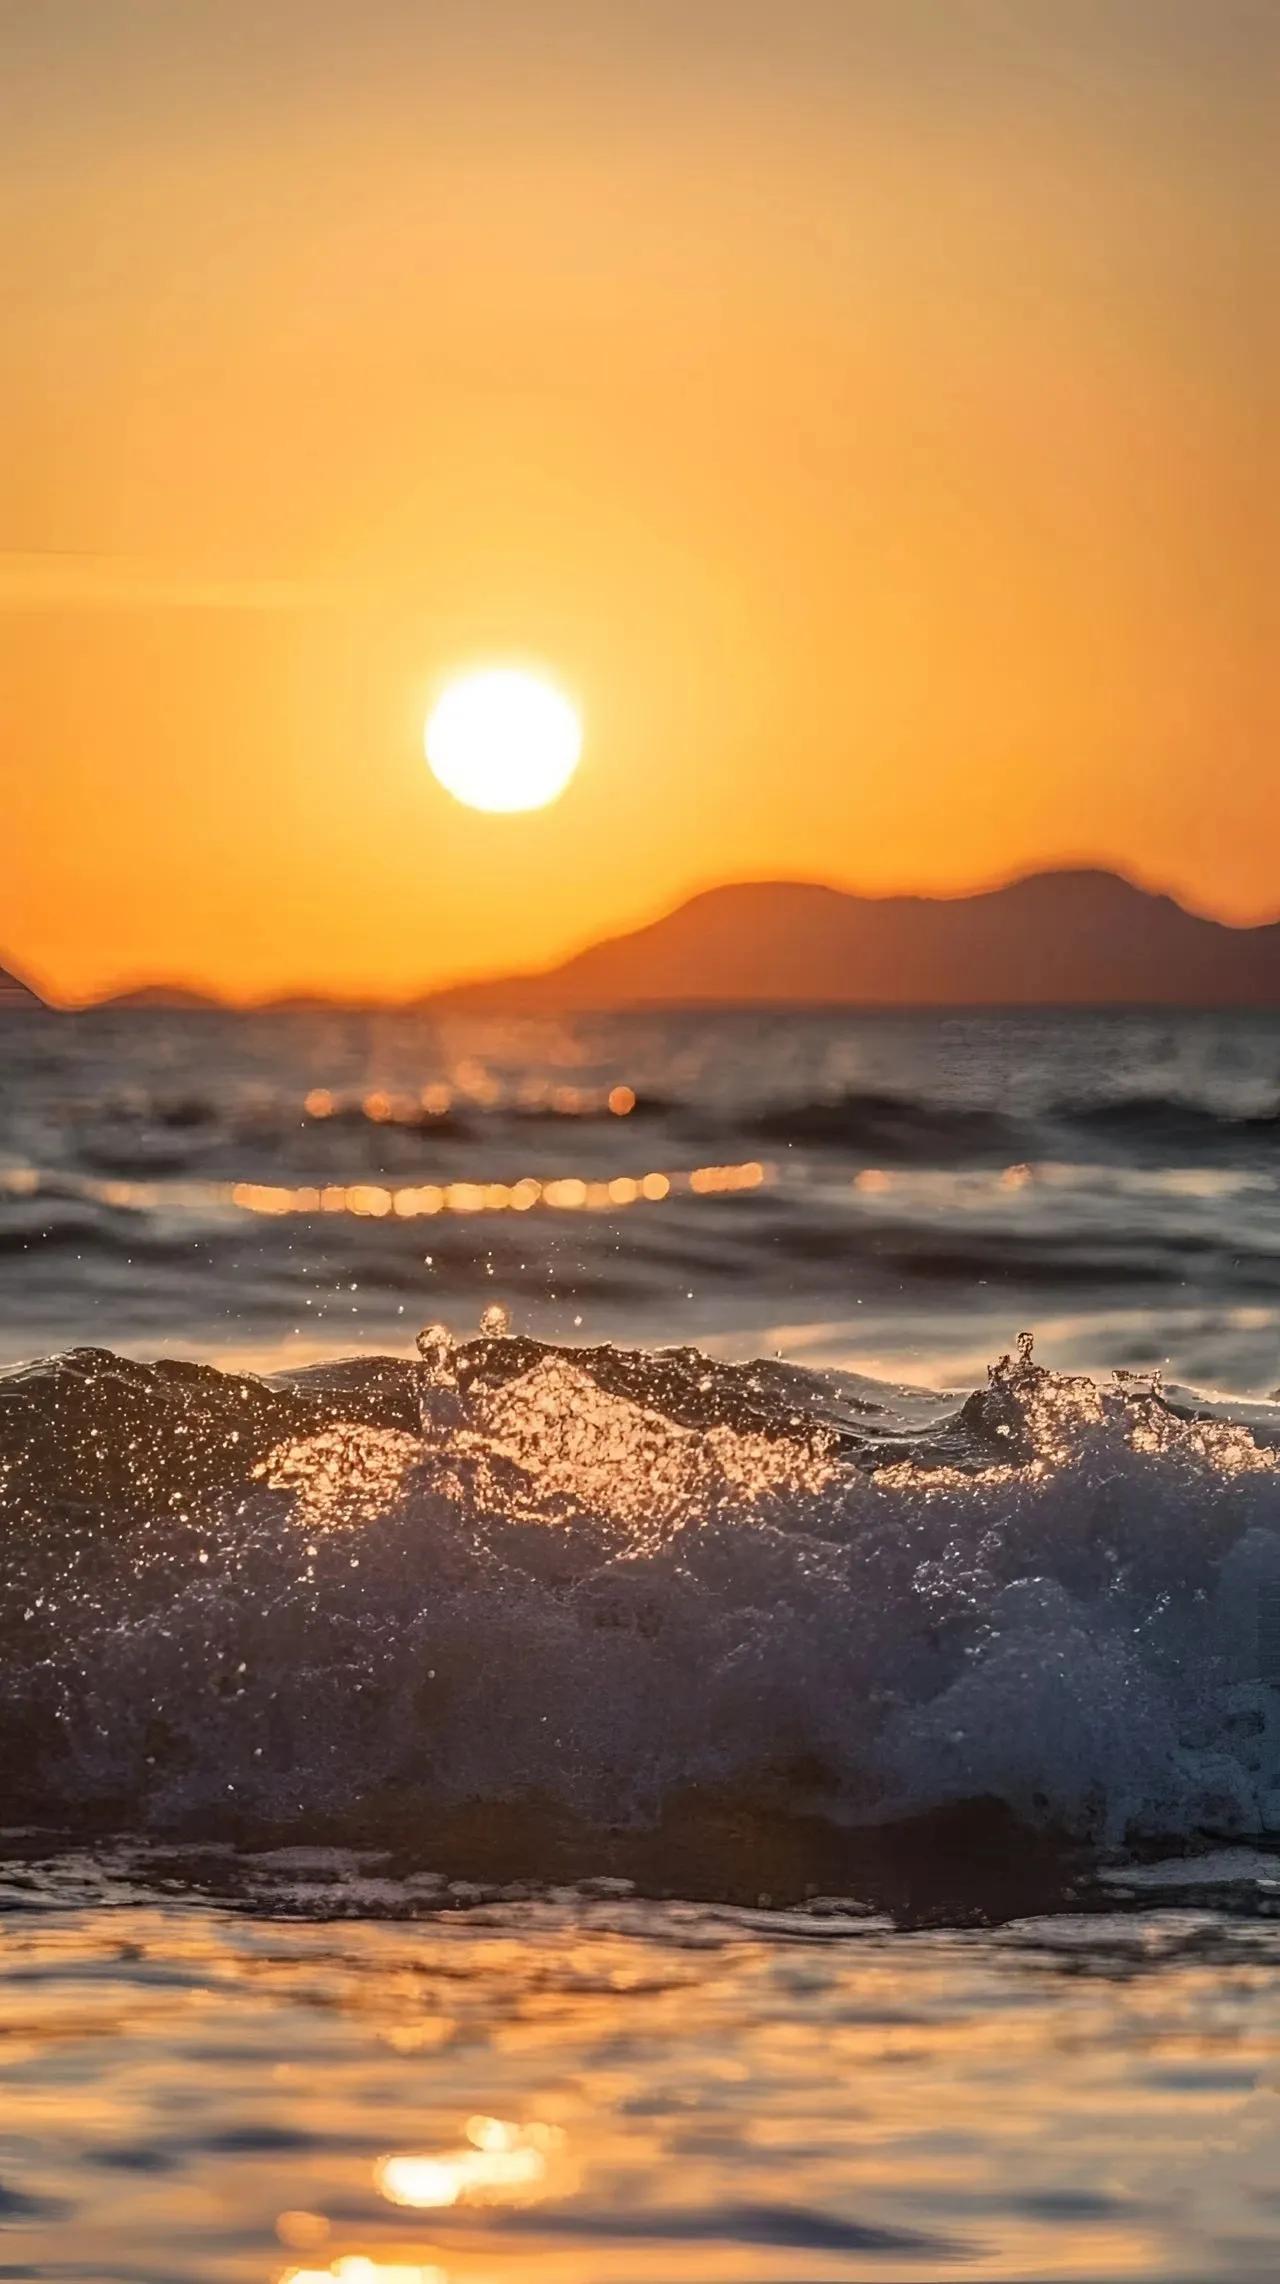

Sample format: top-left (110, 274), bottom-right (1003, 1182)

top-left (7, 1007), bottom-right (1280, 2279)
top-left (6, 1328), bottom-right (1280, 1885)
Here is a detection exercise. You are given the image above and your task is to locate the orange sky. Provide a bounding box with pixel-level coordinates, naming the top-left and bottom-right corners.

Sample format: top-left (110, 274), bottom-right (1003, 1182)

top-left (2, 1), bottom-right (1273, 1005)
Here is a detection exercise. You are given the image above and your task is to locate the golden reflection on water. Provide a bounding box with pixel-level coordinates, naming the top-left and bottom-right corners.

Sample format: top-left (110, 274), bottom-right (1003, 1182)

top-left (281, 2262), bottom-right (446, 2284)
top-left (254, 1423), bottom-right (421, 1525)
top-left (0, 1151), bottom-right (768, 1224)
top-left (277, 2210), bottom-right (331, 2249)
top-left (252, 1325), bottom-right (834, 1537)
top-left (229, 1160), bottom-right (764, 1220)
top-left (301, 1077), bottom-right (640, 1125)
top-left (7, 1892), bottom-right (1280, 2283)
top-left (375, 2116), bottom-right (565, 2210)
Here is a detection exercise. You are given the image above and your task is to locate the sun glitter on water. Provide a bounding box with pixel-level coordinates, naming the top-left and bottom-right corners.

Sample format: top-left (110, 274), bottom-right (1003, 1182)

top-left (425, 667), bottom-right (582, 814)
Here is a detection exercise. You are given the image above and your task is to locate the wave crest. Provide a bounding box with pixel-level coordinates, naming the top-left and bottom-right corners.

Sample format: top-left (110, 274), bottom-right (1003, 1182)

top-left (5, 1334), bottom-right (1280, 1880)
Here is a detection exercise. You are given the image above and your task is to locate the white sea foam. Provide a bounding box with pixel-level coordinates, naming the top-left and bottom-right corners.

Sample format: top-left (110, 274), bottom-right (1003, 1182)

top-left (15, 1333), bottom-right (1280, 1863)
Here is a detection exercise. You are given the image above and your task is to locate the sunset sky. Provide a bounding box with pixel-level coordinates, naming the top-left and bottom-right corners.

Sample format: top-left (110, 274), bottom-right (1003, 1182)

top-left (2, 0), bottom-right (1272, 1005)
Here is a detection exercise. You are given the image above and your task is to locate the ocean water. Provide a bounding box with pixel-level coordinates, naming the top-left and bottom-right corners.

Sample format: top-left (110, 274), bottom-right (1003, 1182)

top-left (6, 1002), bottom-right (1280, 1384)
top-left (5, 1004), bottom-right (1280, 2281)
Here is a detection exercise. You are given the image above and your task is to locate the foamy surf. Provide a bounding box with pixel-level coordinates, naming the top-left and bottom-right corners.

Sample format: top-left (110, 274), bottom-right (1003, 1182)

top-left (5, 1324), bottom-right (1280, 1914)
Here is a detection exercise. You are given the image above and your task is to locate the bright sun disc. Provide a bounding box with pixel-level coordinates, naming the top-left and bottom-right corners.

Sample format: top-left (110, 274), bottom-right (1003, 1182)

top-left (425, 669), bottom-right (582, 814)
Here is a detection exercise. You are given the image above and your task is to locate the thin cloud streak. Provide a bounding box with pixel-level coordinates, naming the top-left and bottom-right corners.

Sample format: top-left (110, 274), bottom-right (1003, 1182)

top-left (0, 551), bottom-right (338, 613)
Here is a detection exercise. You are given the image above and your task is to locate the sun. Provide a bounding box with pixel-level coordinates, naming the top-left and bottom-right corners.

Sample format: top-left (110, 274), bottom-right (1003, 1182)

top-left (425, 667), bottom-right (582, 815)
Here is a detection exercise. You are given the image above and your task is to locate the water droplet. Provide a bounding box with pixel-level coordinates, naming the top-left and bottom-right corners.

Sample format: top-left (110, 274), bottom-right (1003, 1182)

top-left (416, 1320), bottom-right (464, 1446)
top-left (417, 1322), bottom-right (455, 1373)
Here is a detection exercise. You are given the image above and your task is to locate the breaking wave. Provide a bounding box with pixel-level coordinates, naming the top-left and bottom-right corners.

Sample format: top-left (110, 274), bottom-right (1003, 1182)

top-left (753, 1088), bottom-right (1280, 1162)
top-left (6, 1326), bottom-right (1280, 1904)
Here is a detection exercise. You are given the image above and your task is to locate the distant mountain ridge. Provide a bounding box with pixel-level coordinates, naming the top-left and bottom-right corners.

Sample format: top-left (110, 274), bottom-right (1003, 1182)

top-left (55, 868), bottom-right (1280, 1012)
top-left (95, 984), bottom-right (225, 1011)
top-left (425, 869), bottom-right (1280, 1012)
top-left (0, 956), bottom-right (45, 1010)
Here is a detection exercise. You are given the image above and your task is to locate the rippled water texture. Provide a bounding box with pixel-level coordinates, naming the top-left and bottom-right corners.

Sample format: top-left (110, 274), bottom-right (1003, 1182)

top-left (6, 1864), bottom-right (1280, 2284)
top-left (7, 1006), bottom-right (1280, 2279)
top-left (5, 1003), bottom-right (1280, 1386)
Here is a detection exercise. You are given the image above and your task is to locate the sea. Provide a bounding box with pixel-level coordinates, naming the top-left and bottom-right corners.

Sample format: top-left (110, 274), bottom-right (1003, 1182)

top-left (5, 1002), bottom-right (1280, 2283)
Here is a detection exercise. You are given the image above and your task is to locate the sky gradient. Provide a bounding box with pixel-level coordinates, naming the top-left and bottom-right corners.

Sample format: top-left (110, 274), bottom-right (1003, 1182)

top-left (2, 0), bottom-right (1273, 1004)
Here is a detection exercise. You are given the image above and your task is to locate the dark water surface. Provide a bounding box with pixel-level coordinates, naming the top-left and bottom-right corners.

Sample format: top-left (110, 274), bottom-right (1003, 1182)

top-left (5, 1006), bottom-right (1280, 2279)
top-left (4, 1002), bottom-right (1280, 1385)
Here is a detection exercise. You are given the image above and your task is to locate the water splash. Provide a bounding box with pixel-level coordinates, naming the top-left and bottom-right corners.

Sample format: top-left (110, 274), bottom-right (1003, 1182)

top-left (6, 1332), bottom-right (1280, 1855)
top-left (415, 1321), bottom-right (465, 1449)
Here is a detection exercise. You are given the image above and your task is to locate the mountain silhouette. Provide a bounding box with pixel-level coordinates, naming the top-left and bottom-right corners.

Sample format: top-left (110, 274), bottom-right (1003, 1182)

top-left (427, 870), bottom-right (1280, 1011)
top-left (0, 957), bottom-right (45, 1011)
top-left (95, 985), bottom-right (225, 1011)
